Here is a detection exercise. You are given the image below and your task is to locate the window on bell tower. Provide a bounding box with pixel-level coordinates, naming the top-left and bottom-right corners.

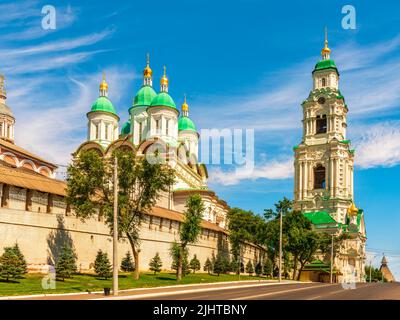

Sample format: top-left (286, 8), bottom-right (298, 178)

top-left (316, 115), bottom-right (327, 134)
top-left (321, 78), bottom-right (326, 87)
top-left (314, 165), bottom-right (326, 189)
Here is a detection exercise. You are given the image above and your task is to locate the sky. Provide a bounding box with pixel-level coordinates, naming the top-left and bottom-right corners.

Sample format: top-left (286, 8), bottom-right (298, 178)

top-left (1, 0), bottom-right (400, 280)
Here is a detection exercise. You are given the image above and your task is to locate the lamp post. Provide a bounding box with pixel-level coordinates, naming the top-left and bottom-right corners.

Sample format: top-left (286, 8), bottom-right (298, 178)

top-left (278, 208), bottom-right (282, 282)
top-left (112, 155), bottom-right (118, 296)
top-left (330, 234), bottom-right (334, 283)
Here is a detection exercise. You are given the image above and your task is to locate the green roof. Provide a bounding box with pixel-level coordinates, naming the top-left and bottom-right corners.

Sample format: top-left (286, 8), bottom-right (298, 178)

top-left (304, 211), bottom-right (337, 225)
top-left (150, 92), bottom-right (176, 109)
top-left (340, 140), bottom-right (351, 144)
top-left (90, 96), bottom-right (117, 115)
top-left (178, 116), bottom-right (196, 132)
top-left (133, 85), bottom-right (157, 107)
top-left (313, 59), bottom-right (339, 74)
top-left (121, 120), bottom-right (131, 136)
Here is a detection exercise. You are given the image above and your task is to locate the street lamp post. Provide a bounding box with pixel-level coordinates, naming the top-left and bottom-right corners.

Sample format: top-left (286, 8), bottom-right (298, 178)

top-left (330, 234), bottom-right (334, 284)
top-left (113, 155), bottom-right (119, 296)
top-left (278, 209), bottom-right (282, 282)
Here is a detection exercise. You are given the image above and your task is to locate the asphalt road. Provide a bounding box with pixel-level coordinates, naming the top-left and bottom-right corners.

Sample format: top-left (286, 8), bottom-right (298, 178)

top-left (138, 282), bottom-right (400, 300)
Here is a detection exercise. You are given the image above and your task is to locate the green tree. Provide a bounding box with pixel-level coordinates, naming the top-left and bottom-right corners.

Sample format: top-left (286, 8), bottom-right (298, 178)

top-left (262, 257), bottom-right (273, 278)
top-left (170, 242), bottom-right (190, 276)
top-left (94, 250), bottom-right (112, 280)
top-left (203, 258), bottom-right (213, 274)
top-left (66, 149), bottom-right (175, 280)
top-left (149, 252), bottom-right (163, 275)
top-left (0, 246), bottom-right (27, 282)
top-left (189, 254), bottom-right (201, 274)
top-left (255, 262), bottom-right (262, 276)
top-left (176, 194), bottom-right (205, 280)
top-left (230, 256), bottom-right (244, 274)
top-left (365, 266), bottom-right (387, 282)
top-left (55, 245), bottom-right (77, 281)
top-left (121, 251), bottom-right (135, 272)
top-left (213, 253), bottom-right (225, 276)
top-left (11, 244), bottom-right (27, 275)
top-left (246, 260), bottom-right (254, 276)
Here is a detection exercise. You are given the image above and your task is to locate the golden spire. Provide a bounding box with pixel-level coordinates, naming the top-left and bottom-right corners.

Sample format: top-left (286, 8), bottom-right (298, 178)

top-left (182, 94), bottom-right (189, 113)
top-left (99, 72), bottom-right (108, 96)
top-left (160, 65), bottom-right (168, 86)
top-left (143, 53), bottom-right (152, 78)
top-left (347, 202), bottom-right (359, 216)
top-left (321, 26), bottom-right (331, 58)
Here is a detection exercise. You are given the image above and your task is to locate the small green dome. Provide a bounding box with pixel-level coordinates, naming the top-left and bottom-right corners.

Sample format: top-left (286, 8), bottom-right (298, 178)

top-left (150, 92), bottom-right (176, 109)
top-left (133, 85), bottom-right (157, 107)
top-left (313, 59), bottom-right (339, 74)
top-left (91, 96), bottom-right (117, 115)
top-left (178, 116), bottom-right (196, 132)
top-left (121, 120), bottom-right (131, 135)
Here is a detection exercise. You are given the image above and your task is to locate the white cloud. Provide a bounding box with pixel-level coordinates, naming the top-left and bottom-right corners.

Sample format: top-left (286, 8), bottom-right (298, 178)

top-left (353, 122), bottom-right (400, 169)
top-left (208, 158), bottom-right (293, 186)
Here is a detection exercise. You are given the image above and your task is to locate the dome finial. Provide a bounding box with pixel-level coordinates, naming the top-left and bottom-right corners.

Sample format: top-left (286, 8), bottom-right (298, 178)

top-left (99, 71), bottom-right (108, 97)
top-left (182, 94), bottom-right (189, 116)
top-left (143, 53), bottom-right (153, 86)
top-left (321, 26), bottom-right (331, 60)
top-left (160, 65), bottom-right (169, 92)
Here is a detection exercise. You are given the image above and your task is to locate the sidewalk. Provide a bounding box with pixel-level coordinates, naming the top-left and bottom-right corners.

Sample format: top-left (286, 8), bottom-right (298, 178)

top-left (1, 279), bottom-right (299, 300)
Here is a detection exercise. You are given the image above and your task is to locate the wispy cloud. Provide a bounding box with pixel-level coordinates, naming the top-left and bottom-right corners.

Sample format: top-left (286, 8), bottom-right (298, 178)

top-left (208, 159), bottom-right (293, 186)
top-left (353, 121), bottom-right (400, 169)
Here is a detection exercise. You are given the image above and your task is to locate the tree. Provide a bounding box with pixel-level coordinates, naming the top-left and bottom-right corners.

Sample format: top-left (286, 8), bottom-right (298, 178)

top-left (246, 260), bottom-right (254, 276)
top-left (55, 245), bottom-right (77, 281)
top-left (94, 250), bottom-right (112, 280)
top-left (213, 254), bottom-right (225, 276)
top-left (230, 256), bottom-right (244, 274)
top-left (203, 258), bottom-right (213, 274)
top-left (0, 245), bottom-right (27, 282)
top-left (149, 252), bottom-right (163, 275)
top-left (176, 194), bottom-right (205, 280)
top-left (255, 262), bottom-right (262, 277)
top-left (189, 255), bottom-right (201, 274)
top-left (66, 149), bottom-right (175, 280)
top-left (170, 242), bottom-right (190, 276)
top-left (121, 251), bottom-right (135, 272)
top-left (365, 266), bottom-right (387, 282)
top-left (262, 257), bottom-right (273, 278)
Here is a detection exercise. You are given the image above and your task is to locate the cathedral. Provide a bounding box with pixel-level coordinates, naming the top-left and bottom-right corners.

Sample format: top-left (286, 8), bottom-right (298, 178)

top-left (294, 32), bottom-right (367, 282)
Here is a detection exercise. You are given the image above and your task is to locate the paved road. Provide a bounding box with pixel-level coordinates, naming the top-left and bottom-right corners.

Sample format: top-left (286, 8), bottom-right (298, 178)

top-left (137, 282), bottom-right (400, 300)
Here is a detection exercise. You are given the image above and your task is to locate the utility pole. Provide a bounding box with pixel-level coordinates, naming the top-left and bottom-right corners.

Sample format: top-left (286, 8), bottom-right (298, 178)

top-left (369, 259), bottom-right (372, 283)
top-left (113, 155), bottom-right (119, 296)
top-left (330, 234), bottom-right (334, 284)
top-left (278, 208), bottom-right (282, 282)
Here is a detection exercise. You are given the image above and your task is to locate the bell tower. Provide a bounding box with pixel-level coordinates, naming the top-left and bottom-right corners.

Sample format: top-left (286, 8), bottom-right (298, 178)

top-left (293, 30), bottom-right (355, 225)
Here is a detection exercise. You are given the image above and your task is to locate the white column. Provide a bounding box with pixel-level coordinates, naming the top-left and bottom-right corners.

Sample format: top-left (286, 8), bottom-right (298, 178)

top-left (298, 161), bottom-right (303, 200)
top-left (302, 162), bottom-right (307, 199)
top-left (329, 159), bottom-right (334, 197)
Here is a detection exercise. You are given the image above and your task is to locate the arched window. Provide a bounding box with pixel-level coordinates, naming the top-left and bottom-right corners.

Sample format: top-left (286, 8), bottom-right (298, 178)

top-left (321, 78), bottom-right (326, 87)
top-left (314, 165), bottom-right (326, 189)
top-left (316, 115), bottom-right (327, 134)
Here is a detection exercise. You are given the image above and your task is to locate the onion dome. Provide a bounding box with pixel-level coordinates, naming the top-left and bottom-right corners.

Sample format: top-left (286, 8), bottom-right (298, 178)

top-left (144, 53), bottom-right (152, 78)
top-left (178, 95), bottom-right (196, 132)
top-left (313, 28), bottom-right (339, 75)
top-left (121, 119), bottom-right (131, 136)
top-left (150, 92), bottom-right (176, 109)
top-left (90, 73), bottom-right (118, 116)
top-left (133, 85), bottom-right (157, 107)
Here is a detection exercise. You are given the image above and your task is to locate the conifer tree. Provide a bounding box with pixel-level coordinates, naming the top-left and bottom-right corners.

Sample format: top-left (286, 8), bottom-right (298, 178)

top-left (55, 245), bottom-right (77, 281)
top-left (255, 262), bottom-right (262, 276)
top-left (121, 251), bottom-right (135, 272)
top-left (203, 258), bottom-right (212, 274)
top-left (189, 254), bottom-right (201, 274)
top-left (246, 260), bottom-right (254, 276)
top-left (94, 250), bottom-right (112, 280)
top-left (12, 244), bottom-right (27, 275)
top-left (0, 246), bottom-right (27, 282)
top-left (149, 252), bottom-right (163, 275)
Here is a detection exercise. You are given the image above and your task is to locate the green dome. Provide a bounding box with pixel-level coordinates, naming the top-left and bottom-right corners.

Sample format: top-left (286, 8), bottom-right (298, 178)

top-left (150, 92), bottom-right (176, 109)
top-left (91, 96), bottom-right (117, 115)
top-left (313, 59), bottom-right (339, 74)
top-left (178, 116), bottom-right (196, 132)
top-left (133, 85), bottom-right (157, 107)
top-left (121, 120), bottom-right (131, 135)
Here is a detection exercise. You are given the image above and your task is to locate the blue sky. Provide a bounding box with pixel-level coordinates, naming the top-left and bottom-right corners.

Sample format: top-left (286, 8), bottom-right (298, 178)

top-left (2, 0), bottom-right (400, 279)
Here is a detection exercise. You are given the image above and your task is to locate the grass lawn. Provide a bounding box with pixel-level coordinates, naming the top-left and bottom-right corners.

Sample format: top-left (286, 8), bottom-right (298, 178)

top-left (0, 272), bottom-right (269, 297)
